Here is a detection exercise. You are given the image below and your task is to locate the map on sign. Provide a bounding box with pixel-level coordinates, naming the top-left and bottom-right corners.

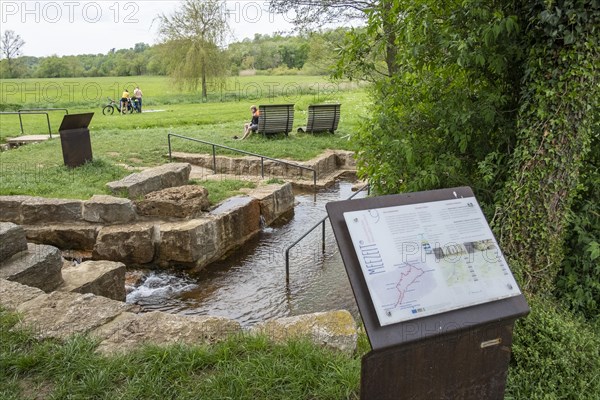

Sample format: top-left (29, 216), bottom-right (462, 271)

top-left (343, 197), bottom-right (521, 327)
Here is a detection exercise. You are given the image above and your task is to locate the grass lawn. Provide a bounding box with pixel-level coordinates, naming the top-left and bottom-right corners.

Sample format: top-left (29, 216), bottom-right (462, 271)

top-left (0, 308), bottom-right (365, 400)
top-left (0, 75), bottom-right (369, 199)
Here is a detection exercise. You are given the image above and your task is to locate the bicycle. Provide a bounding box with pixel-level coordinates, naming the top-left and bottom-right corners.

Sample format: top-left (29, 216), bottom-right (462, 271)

top-left (102, 97), bottom-right (138, 115)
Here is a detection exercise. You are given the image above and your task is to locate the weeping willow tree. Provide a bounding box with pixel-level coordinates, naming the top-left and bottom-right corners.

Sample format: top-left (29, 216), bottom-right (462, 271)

top-left (157, 0), bottom-right (229, 100)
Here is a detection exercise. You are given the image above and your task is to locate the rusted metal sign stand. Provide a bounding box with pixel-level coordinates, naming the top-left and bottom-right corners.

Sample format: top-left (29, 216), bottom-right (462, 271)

top-left (58, 113), bottom-right (94, 168)
top-left (326, 186), bottom-right (529, 400)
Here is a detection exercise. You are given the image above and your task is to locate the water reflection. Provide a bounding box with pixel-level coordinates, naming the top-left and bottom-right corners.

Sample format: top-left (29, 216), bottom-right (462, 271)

top-left (126, 181), bottom-right (365, 327)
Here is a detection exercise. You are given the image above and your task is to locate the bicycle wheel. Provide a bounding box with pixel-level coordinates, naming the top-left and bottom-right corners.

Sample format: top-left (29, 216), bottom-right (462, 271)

top-left (103, 105), bottom-right (114, 115)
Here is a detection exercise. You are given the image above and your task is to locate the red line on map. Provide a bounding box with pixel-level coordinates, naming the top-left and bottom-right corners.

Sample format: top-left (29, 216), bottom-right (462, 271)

top-left (395, 262), bottom-right (425, 307)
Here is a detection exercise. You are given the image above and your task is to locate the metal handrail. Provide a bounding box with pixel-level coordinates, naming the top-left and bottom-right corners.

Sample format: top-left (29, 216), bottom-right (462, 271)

top-left (18, 108), bottom-right (69, 114)
top-left (167, 133), bottom-right (317, 187)
top-left (284, 183), bottom-right (370, 285)
top-left (0, 111), bottom-right (55, 138)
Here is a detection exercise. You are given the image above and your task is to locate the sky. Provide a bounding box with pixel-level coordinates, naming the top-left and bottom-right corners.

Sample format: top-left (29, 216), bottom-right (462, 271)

top-left (0, 0), bottom-right (299, 57)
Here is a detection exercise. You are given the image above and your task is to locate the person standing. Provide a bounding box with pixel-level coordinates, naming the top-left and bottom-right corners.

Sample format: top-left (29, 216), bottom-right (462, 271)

top-left (120, 89), bottom-right (130, 115)
top-left (134, 86), bottom-right (143, 113)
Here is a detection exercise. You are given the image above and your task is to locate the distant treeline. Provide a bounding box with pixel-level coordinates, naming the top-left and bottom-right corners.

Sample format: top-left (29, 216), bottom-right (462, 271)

top-left (0, 29), bottom-right (348, 79)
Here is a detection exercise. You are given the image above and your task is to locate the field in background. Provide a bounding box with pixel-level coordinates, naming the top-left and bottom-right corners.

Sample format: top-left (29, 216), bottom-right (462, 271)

top-left (0, 75), bottom-right (367, 142)
top-left (0, 75), bottom-right (369, 198)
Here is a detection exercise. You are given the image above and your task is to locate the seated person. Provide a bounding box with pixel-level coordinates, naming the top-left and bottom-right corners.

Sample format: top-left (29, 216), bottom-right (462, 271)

top-left (237, 105), bottom-right (259, 140)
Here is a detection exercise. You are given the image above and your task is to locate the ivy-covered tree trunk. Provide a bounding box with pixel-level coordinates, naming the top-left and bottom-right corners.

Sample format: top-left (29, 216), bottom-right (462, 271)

top-left (495, 0), bottom-right (599, 294)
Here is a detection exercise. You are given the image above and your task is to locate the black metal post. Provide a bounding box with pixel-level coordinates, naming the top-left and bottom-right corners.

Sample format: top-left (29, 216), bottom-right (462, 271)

top-left (168, 134), bottom-right (172, 161)
top-left (18, 113), bottom-right (24, 135)
top-left (285, 249), bottom-right (290, 286)
top-left (261, 157), bottom-right (265, 178)
top-left (322, 220), bottom-right (326, 254)
top-left (45, 113), bottom-right (52, 138)
top-left (212, 145), bottom-right (217, 174)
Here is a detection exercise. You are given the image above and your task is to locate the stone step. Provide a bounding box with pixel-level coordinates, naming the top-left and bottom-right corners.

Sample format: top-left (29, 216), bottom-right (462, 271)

top-left (60, 260), bottom-right (126, 302)
top-left (0, 222), bottom-right (28, 262)
top-left (106, 162), bottom-right (191, 199)
top-left (0, 243), bottom-right (64, 292)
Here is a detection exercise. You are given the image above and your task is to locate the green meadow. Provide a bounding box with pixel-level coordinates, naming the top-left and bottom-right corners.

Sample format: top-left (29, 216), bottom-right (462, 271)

top-left (0, 75), bottom-right (369, 199)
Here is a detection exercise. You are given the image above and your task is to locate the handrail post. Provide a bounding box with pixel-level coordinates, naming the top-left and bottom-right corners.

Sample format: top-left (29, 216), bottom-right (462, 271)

top-left (168, 134), bottom-right (172, 161)
top-left (313, 170), bottom-right (317, 190)
top-left (321, 220), bottom-right (326, 254)
top-left (261, 157), bottom-right (265, 178)
top-left (18, 112), bottom-right (24, 135)
top-left (45, 113), bottom-right (52, 138)
top-left (212, 145), bottom-right (217, 174)
top-left (285, 249), bottom-right (290, 286)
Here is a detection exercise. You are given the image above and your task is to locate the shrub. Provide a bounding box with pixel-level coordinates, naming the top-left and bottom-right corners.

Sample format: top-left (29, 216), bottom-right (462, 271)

top-left (506, 295), bottom-right (600, 399)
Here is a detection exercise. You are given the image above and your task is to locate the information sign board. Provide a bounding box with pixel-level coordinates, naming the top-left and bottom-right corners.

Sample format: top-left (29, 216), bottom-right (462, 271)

top-left (343, 196), bottom-right (521, 327)
top-left (326, 187), bottom-right (529, 350)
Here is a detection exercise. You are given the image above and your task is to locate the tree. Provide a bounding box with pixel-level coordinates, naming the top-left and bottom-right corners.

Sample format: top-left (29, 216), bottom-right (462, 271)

top-left (0, 30), bottom-right (25, 78)
top-left (157, 0), bottom-right (229, 100)
top-left (270, 0), bottom-right (399, 76)
top-left (285, 0), bottom-right (599, 296)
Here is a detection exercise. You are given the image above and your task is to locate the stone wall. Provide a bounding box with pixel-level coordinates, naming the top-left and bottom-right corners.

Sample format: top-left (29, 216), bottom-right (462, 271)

top-left (171, 150), bottom-right (356, 181)
top-left (0, 181), bottom-right (295, 270)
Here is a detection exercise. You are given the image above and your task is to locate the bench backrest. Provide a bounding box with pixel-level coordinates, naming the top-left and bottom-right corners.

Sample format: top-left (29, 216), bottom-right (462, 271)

top-left (258, 104), bottom-right (295, 135)
top-left (306, 104), bottom-right (341, 133)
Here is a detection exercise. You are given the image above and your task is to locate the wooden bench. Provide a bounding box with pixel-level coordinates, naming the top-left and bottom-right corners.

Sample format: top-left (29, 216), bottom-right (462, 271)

top-left (257, 104), bottom-right (295, 137)
top-left (297, 103), bottom-right (341, 134)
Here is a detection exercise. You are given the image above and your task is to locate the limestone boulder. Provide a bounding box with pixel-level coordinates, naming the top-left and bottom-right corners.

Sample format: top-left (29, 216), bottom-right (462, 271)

top-left (83, 195), bottom-right (136, 223)
top-left (252, 310), bottom-right (358, 354)
top-left (0, 222), bottom-right (28, 261)
top-left (210, 196), bottom-right (261, 253)
top-left (0, 278), bottom-right (45, 310)
top-left (135, 185), bottom-right (210, 218)
top-left (0, 243), bottom-right (64, 292)
top-left (335, 150), bottom-right (357, 168)
top-left (248, 183), bottom-right (295, 226)
top-left (21, 197), bottom-right (83, 224)
top-left (158, 218), bottom-right (219, 267)
top-left (93, 223), bottom-right (157, 265)
top-left (308, 151), bottom-right (338, 176)
top-left (106, 163), bottom-right (191, 199)
top-left (61, 260), bottom-right (126, 301)
top-left (94, 311), bottom-right (242, 355)
top-left (16, 291), bottom-right (134, 340)
top-left (24, 223), bottom-right (99, 250)
top-left (0, 195), bottom-right (34, 223)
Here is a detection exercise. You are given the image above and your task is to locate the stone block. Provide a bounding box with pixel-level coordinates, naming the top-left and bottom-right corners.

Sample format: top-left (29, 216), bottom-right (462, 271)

top-left (0, 195), bottom-right (35, 223)
top-left (0, 243), bottom-right (64, 292)
top-left (252, 310), bottom-right (358, 354)
top-left (16, 291), bottom-right (134, 340)
top-left (159, 218), bottom-right (219, 266)
top-left (106, 163), bottom-right (191, 199)
top-left (135, 185), bottom-right (210, 219)
top-left (93, 223), bottom-right (157, 265)
top-left (61, 260), bottom-right (126, 301)
top-left (248, 183), bottom-right (295, 226)
top-left (0, 222), bottom-right (28, 262)
top-left (94, 311), bottom-right (242, 355)
top-left (0, 278), bottom-right (45, 310)
top-left (210, 196), bottom-right (261, 252)
top-left (21, 197), bottom-right (83, 224)
top-left (24, 223), bottom-right (99, 250)
top-left (83, 195), bottom-right (136, 223)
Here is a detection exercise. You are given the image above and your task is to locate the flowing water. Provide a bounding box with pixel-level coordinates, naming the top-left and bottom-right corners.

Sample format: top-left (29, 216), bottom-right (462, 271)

top-left (126, 181), bottom-right (365, 327)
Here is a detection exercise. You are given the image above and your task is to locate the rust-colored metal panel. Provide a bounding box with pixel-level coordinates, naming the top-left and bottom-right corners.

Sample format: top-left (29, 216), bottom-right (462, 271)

top-left (58, 113), bottom-right (94, 168)
top-left (361, 320), bottom-right (516, 400)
